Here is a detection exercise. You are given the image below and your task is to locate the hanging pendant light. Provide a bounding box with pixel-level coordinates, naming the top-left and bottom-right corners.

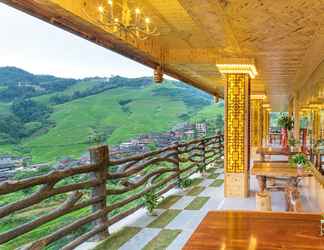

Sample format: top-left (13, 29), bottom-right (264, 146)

top-left (154, 65), bottom-right (164, 84)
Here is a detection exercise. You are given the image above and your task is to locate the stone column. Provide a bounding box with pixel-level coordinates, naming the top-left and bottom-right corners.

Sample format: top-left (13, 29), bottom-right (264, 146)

top-left (224, 74), bottom-right (251, 198)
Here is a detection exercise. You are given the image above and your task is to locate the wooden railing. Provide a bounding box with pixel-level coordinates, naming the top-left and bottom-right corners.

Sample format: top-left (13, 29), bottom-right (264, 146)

top-left (0, 134), bottom-right (223, 250)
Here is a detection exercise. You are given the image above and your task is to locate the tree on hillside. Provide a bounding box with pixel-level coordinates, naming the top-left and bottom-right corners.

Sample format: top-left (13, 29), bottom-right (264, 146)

top-left (11, 99), bottom-right (52, 123)
top-left (0, 114), bottom-right (25, 143)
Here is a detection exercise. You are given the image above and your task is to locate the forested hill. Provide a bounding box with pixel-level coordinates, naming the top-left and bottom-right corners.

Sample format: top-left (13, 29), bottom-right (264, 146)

top-left (0, 66), bottom-right (223, 162)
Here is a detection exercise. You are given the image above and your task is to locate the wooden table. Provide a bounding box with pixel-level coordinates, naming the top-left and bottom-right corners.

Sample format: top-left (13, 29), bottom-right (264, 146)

top-left (252, 162), bottom-right (312, 192)
top-left (256, 147), bottom-right (298, 161)
top-left (183, 211), bottom-right (324, 250)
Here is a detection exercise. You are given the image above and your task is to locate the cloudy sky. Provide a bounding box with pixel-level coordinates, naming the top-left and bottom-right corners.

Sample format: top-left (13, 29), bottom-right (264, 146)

top-left (0, 3), bottom-right (153, 78)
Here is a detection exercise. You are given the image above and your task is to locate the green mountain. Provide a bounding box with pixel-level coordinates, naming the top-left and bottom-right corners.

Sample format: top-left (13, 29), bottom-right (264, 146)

top-left (0, 67), bottom-right (223, 163)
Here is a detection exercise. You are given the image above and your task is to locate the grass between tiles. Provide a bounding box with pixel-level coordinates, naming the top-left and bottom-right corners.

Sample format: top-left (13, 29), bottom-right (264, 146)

top-left (142, 229), bottom-right (182, 250)
top-left (148, 209), bottom-right (181, 228)
top-left (157, 195), bottom-right (182, 209)
top-left (210, 179), bottom-right (224, 187)
top-left (206, 167), bottom-right (217, 173)
top-left (185, 197), bottom-right (209, 210)
top-left (207, 173), bottom-right (220, 179)
top-left (191, 178), bottom-right (204, 186)
top-left (94, 227), bottom-right (141, 250)
top-left (186, 186), bottom-right (205, 196)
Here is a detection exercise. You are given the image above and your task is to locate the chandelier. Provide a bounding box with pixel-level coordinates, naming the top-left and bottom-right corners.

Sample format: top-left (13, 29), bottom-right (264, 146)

top-left (82, 0), bottom-right (159, 41)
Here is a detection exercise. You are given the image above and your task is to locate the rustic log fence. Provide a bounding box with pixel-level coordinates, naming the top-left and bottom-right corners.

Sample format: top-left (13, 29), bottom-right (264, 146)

top-left (0, 134), bottom-right (223, 249)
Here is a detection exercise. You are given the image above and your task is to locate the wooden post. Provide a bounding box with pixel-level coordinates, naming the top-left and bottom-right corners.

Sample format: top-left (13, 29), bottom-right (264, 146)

top-left (89, 145), bottom-right (109, 240)
top-left (216, 134), bottom-right (221, 159)
top-left (256, 176), bottom-right (266, 192)
top-left (201, 140), bottom-right (206, 174)
top-left (174, 143), bottom-right (181, 184)
top-left (256, 191), bottom-right (272, 211)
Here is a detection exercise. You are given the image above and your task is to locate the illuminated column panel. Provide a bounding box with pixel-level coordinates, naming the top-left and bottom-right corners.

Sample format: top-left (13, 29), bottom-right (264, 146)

top-left (293, 95), bottom-right (300, 140)
top-left (321, 110), bottom-right (324, 140)
top-left (288, 98), bottom-right (293, 117)
top-left (251, 99), bottom-right (263, 148)
top-left (262, 109), bottom-right (269, 145)
top-left (312, 109), bottom-right (320, 142)
top-left (224, 74), bottom-right (250, 198)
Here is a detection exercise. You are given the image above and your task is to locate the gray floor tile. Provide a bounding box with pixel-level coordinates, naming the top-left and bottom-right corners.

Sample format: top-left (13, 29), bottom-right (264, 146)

top-left (170, 196), bottom-right (195, 210)
top-left (200, 179), bottom-right (214, 187)
top-left (199, 186), bottom-right (223, 198)
top-left (201, 197), bottom-right (223, 211)
top-left (221, 196), bottom-right (256, 210)
top-left (119, 228), bottom-right (161, 250)
top-left (165, 210), bottom-right (207, 230)
top-left (271, 192), bottom-right (287, 211)
top-left (217, 173), bottom-right (224, 179)
top-left (130, 209), bottom-right (165, 228)
top-left (166, 230), bottom-right (193, 250)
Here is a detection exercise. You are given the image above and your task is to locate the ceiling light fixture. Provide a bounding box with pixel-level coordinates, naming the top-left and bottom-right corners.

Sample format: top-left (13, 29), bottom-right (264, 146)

top-left (82, 0), bottom-right (159, 41)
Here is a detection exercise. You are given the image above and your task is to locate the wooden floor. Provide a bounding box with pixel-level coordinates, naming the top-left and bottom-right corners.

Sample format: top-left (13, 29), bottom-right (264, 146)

top-left (183, 211), bottom-right (324, 250)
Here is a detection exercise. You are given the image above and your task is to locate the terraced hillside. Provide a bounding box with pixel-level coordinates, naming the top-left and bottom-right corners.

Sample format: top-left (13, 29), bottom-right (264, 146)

top-left (0, 67), bottom-right (223, 162)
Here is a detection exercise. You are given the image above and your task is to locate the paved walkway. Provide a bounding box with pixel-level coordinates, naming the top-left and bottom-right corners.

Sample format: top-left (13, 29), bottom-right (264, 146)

top-left (90, 162), bottom-right (290, 250)
top-left (86, 153), bottom-right (322, 250)
top-left (119, 167), bottom-right (225, 250)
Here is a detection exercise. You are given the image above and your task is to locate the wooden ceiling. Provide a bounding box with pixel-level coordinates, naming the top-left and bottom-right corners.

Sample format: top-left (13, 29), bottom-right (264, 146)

top-left (3, 0), bottom-right (324, 111)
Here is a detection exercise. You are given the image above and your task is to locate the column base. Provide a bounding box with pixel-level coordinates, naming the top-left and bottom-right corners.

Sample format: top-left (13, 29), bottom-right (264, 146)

top-left (224, 173), bottom-right (249, 198)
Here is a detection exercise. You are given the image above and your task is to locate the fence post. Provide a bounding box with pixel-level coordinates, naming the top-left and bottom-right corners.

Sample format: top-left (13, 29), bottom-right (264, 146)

top-left (174, 142), bottom-right (181, 185)
top-left (217, 132), bottom-right (224, 157)
top-left (201, 139), bottom-right (206, 174)
top-left (89, 145), bottom-right (109, 240)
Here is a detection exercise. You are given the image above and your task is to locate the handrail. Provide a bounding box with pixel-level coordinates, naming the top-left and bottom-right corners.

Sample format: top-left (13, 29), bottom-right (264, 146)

top-left (0, 134), bottom-right (224, 250)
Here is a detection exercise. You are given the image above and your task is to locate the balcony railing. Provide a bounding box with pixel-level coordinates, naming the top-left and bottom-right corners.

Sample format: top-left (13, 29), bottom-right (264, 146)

top-left (0, 134), bottom-right (224, 250)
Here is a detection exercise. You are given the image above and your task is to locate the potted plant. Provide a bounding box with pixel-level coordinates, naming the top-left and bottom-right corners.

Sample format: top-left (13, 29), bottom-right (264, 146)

top-left (144, 190), bottom-right (159, 216)
top-left (278, 113), bottom-right (294, 131)
top-left (88, 130), bottom-right (105, 147)
top-left (289, 153), bottom-right (309, 176)
top-left (177, 178), bottom-right (192, 190)
top-left (278, 113), bottom-right (294, 148)
top-left (198, 164), bottom-right (208, 177)
top-left (288, 137), bottom-right (299, 152)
